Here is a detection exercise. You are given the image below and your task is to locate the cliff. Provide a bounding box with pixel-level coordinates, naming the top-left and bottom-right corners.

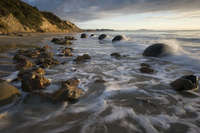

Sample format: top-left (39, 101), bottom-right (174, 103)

top-left (0, 0), bottom-right (81, 34)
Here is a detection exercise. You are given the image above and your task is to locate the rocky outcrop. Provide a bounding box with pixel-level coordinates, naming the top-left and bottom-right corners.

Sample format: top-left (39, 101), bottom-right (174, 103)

top-left (0, 80), bottom-right (20, 106)
top-left (170, 75), bottom-right (199, 91)
top-left (143, 43), bottom-right (172, 57)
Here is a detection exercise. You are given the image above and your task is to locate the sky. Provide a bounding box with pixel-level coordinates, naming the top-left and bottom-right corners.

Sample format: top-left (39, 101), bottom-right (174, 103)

top-left (23, 0), bottom-right (200, 30)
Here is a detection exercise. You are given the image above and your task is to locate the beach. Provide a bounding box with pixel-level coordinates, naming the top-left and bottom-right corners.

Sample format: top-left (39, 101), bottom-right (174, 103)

top-left (0, 30), bottom-right (200, 133)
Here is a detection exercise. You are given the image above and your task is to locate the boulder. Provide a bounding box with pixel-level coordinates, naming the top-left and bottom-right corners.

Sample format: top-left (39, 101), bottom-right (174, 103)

top-left (52, 78), bottom-right (83, 102)
top-left (112, 35), bottom-right (125, 42)
top-left (19, 68), bottom-right (50, 92)
top-left (0, 80), bottom-right (20, 106)
top-left (140, 67), bottom-right (154, 74)
top-left (74, 54), bottom-right (91, 63)
top-left (111, 52), bottom-right (121, 59)
top-left (98, 34), bottom-right (107, 40)
top-left (15, 56), bottom-right (34, 70)
top-left (143, 43), bottom-right (172, 57)
top-left (80, 33), bottom-right (87, 38)
top-left (170, 75), bottom-right (199, 91)
top-left (51, 38), bottom-right (72, 45)
top-left (139, 63), bottom-right (154, 74)
top-left (90, 34), bottom-right (94, 37)
top-left (36, 57), bottom-right (60, 68)
top-left (64, 36), bottom-right (76, 40)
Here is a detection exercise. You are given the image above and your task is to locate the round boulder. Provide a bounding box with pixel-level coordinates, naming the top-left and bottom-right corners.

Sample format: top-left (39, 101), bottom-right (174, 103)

top-left (0, 80), bottom-right (20, 105)
top-left (81, 33), bottom-right (87, 38)
top-left (112, 35), bottom-right (125, 42)
top-left (143, 43), bottom-right (172, 57)
top-left (170, 75), bottom-right (199, 91)
top-left (98, 34), bottom-right (107, 40)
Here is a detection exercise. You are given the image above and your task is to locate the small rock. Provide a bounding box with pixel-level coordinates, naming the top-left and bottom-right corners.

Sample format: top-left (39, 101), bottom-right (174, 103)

top-left (140, 63), bottom-right (151, 68)
top-left (65, 36), bottom-right (76, 40)
top-left (111, 52), bottom-right (121, 59)
top-left (98, 34), bottom-right (107, 40)
top-left (90, 34), bottom-right (94, 37)
top-left (170, 75), bottom-right (199, 91)
top-left (74, 54), bottom-right (91, 63)
top-left (36, 57), bottom-right (60, 68)
top-left (81, 33), bottom-right (87, 38)
top-left (140, 67), bottom-right (154, 74)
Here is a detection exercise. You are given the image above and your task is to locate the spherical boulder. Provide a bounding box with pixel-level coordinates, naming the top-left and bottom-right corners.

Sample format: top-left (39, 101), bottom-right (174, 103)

top-left (0, 80), bottom-right (20, 106)
top-left (80, 33), bottom-right (87, 38)
top-left (112, 35), bottom-right (125, 42)
top-left (98, 34), bottom-right (107, 40)
top-left (143, 43), bottom-right (172, 57)
top-left (170, 75), bottom-right (199, 91)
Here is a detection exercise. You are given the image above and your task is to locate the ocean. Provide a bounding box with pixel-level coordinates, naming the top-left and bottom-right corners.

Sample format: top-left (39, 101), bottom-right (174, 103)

top-left (1, 30), bottom-right (200, 133)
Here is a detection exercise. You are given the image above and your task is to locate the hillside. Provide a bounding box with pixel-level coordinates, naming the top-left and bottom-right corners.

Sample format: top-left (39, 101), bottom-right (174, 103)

top-left (0, 0), bottom-right (81, 33)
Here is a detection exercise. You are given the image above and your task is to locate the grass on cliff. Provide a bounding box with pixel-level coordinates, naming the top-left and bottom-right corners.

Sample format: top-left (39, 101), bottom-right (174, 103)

top-left (0, 0), bottom-right (43, 30)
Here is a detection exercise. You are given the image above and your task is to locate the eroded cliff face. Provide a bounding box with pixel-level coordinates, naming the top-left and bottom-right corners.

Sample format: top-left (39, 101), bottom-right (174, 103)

top-left (0, 0), bottom-right (81, 33)
top-left (0, 14), bottom-right (81, 33)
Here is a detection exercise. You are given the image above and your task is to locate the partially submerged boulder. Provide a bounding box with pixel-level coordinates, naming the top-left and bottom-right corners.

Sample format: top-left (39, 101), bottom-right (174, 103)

top-left (98, 34), bottom-right (107, 40)
top-left (112, 35), bottom-right (125, 42)
top-left (58, 47), bottom-right (73, 57)
top-left (19, 68), bottom-right (50, 92)
top-left (80, 33), bottom-right (87, 38)
top-left (139, 63), bottom-right (154, 74)
top-left (36, 57), bottom-right (60, 68)
top-left (170, 75), bottom-right (199, 91)
top-left (143, 43), bottom-right (172, 57)
top-left (111, 52), bottom-right (121, 59)
top-left (0, 80), bottom-right (20, 106)
top-left (14, 55), bottom-right (34, 70)
top-left (52, 78), bottom-right (84, 102)
top-left (51, 38), bottom-right (72, 45)
top-left (74, 54), bottom-right (91, 63)
top-left (64, 36), bottom-right (76, 40)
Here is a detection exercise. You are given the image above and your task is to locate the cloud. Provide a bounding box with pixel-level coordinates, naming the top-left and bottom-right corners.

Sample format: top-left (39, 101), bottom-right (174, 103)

top-left (23, 0), bottom-right (200, 22)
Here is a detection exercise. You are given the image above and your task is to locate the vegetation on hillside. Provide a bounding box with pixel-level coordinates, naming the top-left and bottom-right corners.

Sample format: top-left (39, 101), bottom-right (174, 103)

top-left (0, 0), bottom-right (81, 32)
top-left (0, 0), bottom-right (43, 30)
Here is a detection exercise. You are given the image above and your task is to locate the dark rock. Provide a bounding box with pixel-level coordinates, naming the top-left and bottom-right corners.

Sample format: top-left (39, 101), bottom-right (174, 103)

top-left (112, 35), bottom-right (125, 42)
top-left (74, 54), bottom-right (91, 63)
top-left (20, 68), bottom-right (50, 92)
top-left (140, 67), bottom-right (154, 74)
top-left (52, 78), bottom-right (83, 102)
top-left (141, 63), bottom-right (151, 68)
top-left (36, 57), bottom-right (60, 68)
top-left (64, 36), bottom-right (76, 40)
top-left (170, 75), bottom-right (199, 91)
top-left (143, 43), bottom-right (172, 57)
top-left (90, 34), bottom-right (94, 37)
top-left (0, 80), bottom-right (20, 106)
top-left (59, 48), bottom-right (73, 57)
top-left (111, 52), bottom-right (121, 59)
top-left (98, 34), bottom-right (107, 40)
top-left (80, 33), bottom-right (87, 38)
top-left (51, 38), bottom-right (72, 45)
